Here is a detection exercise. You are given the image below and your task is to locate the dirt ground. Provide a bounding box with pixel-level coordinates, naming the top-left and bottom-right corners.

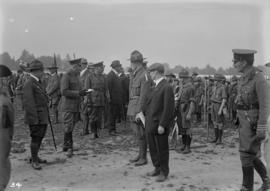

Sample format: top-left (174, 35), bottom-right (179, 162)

top-left (5, 100), bottom-right (266, 191)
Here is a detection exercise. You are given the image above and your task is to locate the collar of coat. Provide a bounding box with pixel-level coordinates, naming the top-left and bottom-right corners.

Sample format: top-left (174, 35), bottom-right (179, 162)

top-left (132, 66), bottom-right (145, 76)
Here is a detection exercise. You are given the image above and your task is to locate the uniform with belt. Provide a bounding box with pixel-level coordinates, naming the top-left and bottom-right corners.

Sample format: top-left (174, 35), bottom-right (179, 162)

top-left (80, 64), bottom-right (94, 136)
top-left (46, 62), bottom-right (61, 124)
top-left (127, 50), bottom-right (151, 166)
top-left (60, 58), bottom-right (87, 157)
top-left (210, 74), bottom-right (227, 144)
top-left (84, 61), bottom-right (108, 139)
top-left (176, 69), bottom-right (195, 154)
top-left (193, 77), bottom-right (204, 123)
top-left (23, 60), bottom-right (49, 170)
top-left (233, 49), bottom-right (270, 191)
top-left (0, 65), bottom-right (14, 190)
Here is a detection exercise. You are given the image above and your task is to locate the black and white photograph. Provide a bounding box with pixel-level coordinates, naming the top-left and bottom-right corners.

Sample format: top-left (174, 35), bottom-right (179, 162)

top-left (0, 0), bottom-right (270, 190)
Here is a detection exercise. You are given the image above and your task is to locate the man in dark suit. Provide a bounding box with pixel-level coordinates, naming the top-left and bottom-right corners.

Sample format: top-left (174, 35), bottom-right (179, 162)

top-left (143, 63), bottom-right (175, 182)
top-left (107, 60), bottom-right (123, 135)
top-left (23, 60), bottom-right (49, 170)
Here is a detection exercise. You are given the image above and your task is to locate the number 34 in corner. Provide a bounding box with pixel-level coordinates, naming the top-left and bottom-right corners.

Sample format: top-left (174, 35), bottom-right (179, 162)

top-left (10, 182), bottom-right (22, 189)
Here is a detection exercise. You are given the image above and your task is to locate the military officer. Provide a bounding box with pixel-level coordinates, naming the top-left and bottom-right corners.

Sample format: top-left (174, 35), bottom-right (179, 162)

top-left (233, 49), bottom-right (270, 191)
top-left (22, 60), bottom-right (49, 170)
top-left (127, 50), bottom-right (151, 166)
top-left (60, 58), bottom-right (89, 157)
top-left (46, 62), bottom-right (61, 124)
top-left (144, 63), bottom-right (174, 182)
top-left (0, 65), bottom-right (14, 190)
top-left (210, 73), bottom-right (227, 144)
top-left (84, 61), bottom-right (108, 139)
top-left (175, 69), bottom-right (195, 154)
top-left (81, 62), bottom-right (94, 136)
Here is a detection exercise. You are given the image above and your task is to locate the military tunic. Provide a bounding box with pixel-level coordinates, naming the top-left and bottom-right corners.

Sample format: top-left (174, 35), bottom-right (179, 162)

top-left (236, 67), bottom-right (270, 166)
top-left (127, 66), bottom-right (150, 120)
top-left (85, 73), bottom-right (107, 122)
top-left (0, 93), bottom-right (14, 190)
top-left (60, 69), bottom-right (81, 133)
top-left (210, 83), bottom-right (227, 126)
top-left (46, 73), bottom-right (61, 109)
top-left (176, 82), bottom-right (195, 135)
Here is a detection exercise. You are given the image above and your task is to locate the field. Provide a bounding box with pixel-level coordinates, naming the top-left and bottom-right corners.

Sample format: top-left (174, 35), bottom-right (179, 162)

top-left (5, 98), bottom-right (265, 191)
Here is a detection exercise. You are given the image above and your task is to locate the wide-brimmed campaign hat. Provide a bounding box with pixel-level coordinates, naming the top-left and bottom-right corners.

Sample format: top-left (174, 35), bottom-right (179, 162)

top-left (128, 50), bottom-right (147, 63)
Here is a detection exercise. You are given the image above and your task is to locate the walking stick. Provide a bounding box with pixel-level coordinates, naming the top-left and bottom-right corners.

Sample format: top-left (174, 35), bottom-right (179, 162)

top-left (47, 106), bottom-right (57, 151)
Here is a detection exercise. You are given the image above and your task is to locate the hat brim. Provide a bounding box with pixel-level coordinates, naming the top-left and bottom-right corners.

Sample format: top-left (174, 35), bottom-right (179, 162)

top-left (127, 58), bottom-right (147, 61)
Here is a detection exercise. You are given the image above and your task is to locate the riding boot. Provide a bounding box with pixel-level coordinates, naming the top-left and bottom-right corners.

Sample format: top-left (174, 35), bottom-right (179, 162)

top-left (82, 115), bottom-right (89, 135)
top-left (216, 129), bottom-right (223, 145)
top-left (241, 166), bottom-right (254, 191)
top-left (179, 135), bottom-right (186, 152)
top-left (63, 133), bottom-right (69, 152)
top-left (90, 121), bottom-right (97, 140)
top-left (36, 137), bottom-right (47, 164)
top-left (135, 138), bottom-right (147, 166)
top-left (182, 135), bottom-right (191, 154)
top-left (30, 139), bottom-right (42, 170)
top-left (210, 128), bottom-right (219, 143)
top-left (66, 132), bottom-right (73, 158)
top-left (253, 158), bottom-right (270, 191)
top-left (55, 110), bottom-right (59, 124)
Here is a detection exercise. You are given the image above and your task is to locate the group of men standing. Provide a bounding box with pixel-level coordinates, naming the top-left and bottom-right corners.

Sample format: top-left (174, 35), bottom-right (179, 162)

top-left (1, 48), bottom-right (270, 190)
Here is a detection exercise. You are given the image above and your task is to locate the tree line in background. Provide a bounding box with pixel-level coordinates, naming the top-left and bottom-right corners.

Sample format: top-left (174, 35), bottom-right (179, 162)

top-left (0, 49), bottom-right (268, 76)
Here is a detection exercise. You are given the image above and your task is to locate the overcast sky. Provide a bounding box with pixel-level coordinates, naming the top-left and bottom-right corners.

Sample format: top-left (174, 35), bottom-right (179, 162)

top-left (1, 0), bottom-right (269, 70)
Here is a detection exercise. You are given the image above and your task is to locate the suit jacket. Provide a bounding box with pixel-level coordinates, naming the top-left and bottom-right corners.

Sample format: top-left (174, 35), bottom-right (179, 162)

top-left (23, 76), bottom-right (49, 125)
top-left (107, 71), bottom-right (123, 105)
top-left (60, 69), bottom-right (81, 112)
top-left (120, 73), bottom-right (130, 105)
top-left (144, 79), bottom-right (175, 134)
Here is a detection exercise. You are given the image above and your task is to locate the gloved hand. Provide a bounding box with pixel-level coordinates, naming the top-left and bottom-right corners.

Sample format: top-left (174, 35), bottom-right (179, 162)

top-left (79, 89), bottom-right (87, 96)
